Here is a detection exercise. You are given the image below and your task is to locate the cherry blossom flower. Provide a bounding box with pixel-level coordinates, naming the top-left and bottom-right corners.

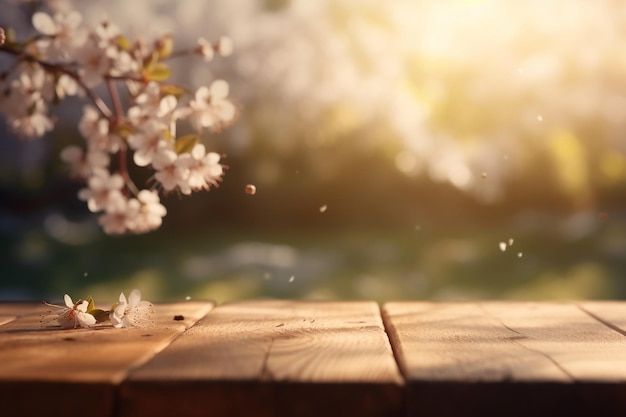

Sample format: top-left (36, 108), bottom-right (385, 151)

top-left (132, 190), bottom-right (167, 233)
top-left (32, 10), bottom-right (87, 60)
top-left (7, 101), bottom-right (54, 139)
top-left (78, 105), bottom-right (105, 139)
top-left (217, 36), bottom-right (234, 57)
top-left (152, 146), bottom-right (192, 192)
top-left (127, 120), bottom-right (169, 167)
top-left (197, 37), bottom-right (214, 61)
top-left (61, 146), bottom-right (110, 179)
top-left (56, 74), bottom-right (79, 98)
top-left (9, 66), bottom-right (49, 103)
top-left (186, 80), bottom-right (236, 132)
top-left (134, 82), bottom-right (163, 111)
top-left (43, 294), bottom-right (96, 329)
top-left (78, 105), bottom-right (122, 152)
top-left (78, 168), bottom-right (125, 212)
top-left (179, 143), bottom-right (223, 194)
top-left (0, 66), bottom-right (57, 139)
top-left (74, 37), bottom-right (112, 87)
top-left (127, 83), bottom-right (178, 132)
top-left (93, 20), bottom-right (121, 50)
top-left (98, 193), bottom-right (140, 234)
top-left (110, 289), bottom-right (154, 328)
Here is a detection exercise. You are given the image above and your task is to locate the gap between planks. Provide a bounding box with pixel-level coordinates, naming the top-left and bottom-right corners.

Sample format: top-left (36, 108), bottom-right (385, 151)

top-left (382, 301), bottom-right (626, 417)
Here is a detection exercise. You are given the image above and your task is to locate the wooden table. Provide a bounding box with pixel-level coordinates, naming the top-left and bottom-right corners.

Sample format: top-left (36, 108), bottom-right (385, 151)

top-left (2, 300), bottom-right (626, 417)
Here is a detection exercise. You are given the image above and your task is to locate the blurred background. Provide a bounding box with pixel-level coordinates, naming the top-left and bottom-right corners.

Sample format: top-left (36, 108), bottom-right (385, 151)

top-left (2, 0), bottom-right (626, 303)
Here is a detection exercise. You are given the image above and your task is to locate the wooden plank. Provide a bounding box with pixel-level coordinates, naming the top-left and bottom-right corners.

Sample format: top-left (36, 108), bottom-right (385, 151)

top-left (383, 302), bottom-right (569, 382)
top-left (383, 302), bottom-right (626, 417)
top-left (0, 315), bottom-right (15, 326)
top-left (579, 301), bottom-right (626, 337)
top-left (0, 302), bottom-right (51, 326)
top-left (482, 302), bottom-right (626, 381)
top-left (121, 300), bottom-right (404, 417)
top-left (0, 301), bottom-right (213, 417)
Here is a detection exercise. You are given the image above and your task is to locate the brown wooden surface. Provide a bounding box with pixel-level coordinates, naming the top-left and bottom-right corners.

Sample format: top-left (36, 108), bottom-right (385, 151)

top-left (2, 300), bottom-right (626, 417)
top-left (121, 300), bottom-right (404, 417)
top-left (0, 300), bottom-right (213, 417)
top-left (383, 301), bottom-right (626, 417)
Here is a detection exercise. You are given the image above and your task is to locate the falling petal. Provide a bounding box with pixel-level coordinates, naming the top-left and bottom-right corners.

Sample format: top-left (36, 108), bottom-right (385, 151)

top-left (245, 184), bottom-right (256, 195)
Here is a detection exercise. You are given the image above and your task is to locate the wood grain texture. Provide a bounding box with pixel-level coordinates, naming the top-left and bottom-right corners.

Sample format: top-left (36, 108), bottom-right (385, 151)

top-left (0, 302), bottom-right (51, 326)
top-left (383, 302), bottom-right (626, 417)
top-left (580, 301), bottom-right (626, 337)
top-left (121, 300), bottom-right (404, 417)
top-left (482, 302), bottom-right (626, 382)
top-left (0, 301), bottom-right (213, 417)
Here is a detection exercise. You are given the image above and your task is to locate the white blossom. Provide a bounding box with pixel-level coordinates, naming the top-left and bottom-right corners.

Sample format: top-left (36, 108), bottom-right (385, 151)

top-left (78, 105), bottom-right (123, 152)
top-left (60, 146), bottom-right (110, 179)
top-left (179, 143), bottom-right (223, 194)
top-left (110, 289), bottom-right (154, 328)
top-left (56, 74), bottom-right (79, 98)
top-left (78, 168), bottom-right (125, 212)
top-left (152, 146), bottom-right (191, 192)
top-left (197, 37), bottom-right (214, 61)
top-left (0, 66), bottom-right (56, 139)
top-left (43, 294), bottom-right (96, 329)
top-left (8, 101), bottom-right (54, 139)
top-left (128, 120), bottom-right (169, 167)
top-left (217, 36), bottom-right (234, 57)
top-left (74, 37), bottom-right (111, 87)
top-left (186, 80), bottom-right (236, 132)
top-left (98, 193), bottom-right (140, 234)
top-left (131, 189), bottom-right (167, 233)
top-left (32, 10), bottom-right (87, 60)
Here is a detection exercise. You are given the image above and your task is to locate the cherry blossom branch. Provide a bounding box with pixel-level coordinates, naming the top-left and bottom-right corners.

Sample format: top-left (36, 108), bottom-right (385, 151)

top-left (0, 7), bottom-right (237, 235)
top-left (106, 78), bottom-right (124, 122)
top-left (119, 145), bottom-right (140, 196)
top-left (0, 46), bottom-right (112, 118)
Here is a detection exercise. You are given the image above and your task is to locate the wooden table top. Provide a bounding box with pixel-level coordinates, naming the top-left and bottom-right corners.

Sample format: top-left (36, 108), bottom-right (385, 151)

top-left (1, 300), bottom-right (626, 417)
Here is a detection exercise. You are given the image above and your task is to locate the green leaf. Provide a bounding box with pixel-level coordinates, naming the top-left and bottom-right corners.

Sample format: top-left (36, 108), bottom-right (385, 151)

top-left (52, 74), bottom-right (66, 104)
top-left (160, 83), bottom-right (186, 98)
top-left (113, 123), bottom-right (134, 139)
top-left (175, 134), bottom-right (199, 154)
top-left (4, 27), bottom-right (17, 45)
top-left (115, 34), bottom-right (132, 51)
top-left (90, 309), bottom-right (110, 323)
top-left (144, 63), bottom-right (172, 81)
top-left (86, 296), bottom-right (96, 312)
top-left (155, 33), bottom-right (173, 59)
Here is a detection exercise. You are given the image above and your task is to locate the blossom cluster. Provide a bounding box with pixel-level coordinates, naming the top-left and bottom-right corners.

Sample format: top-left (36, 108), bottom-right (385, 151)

top-left (0, 2), bottom-right (236, 234)
top-left (42, 289), bottom-right (153, 329)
